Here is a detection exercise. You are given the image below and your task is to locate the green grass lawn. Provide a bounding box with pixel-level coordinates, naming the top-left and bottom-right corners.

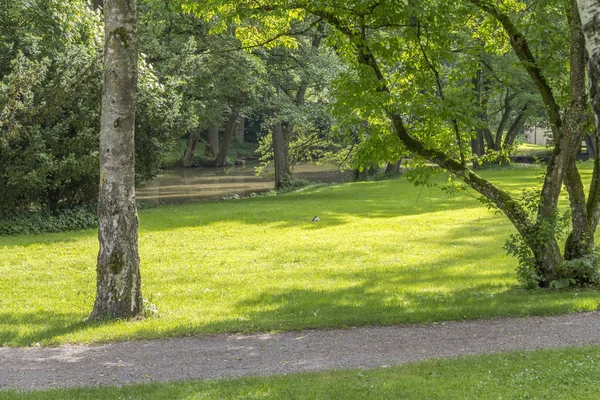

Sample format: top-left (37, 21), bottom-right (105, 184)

top-left (515, 142), bottom-right (553, 157)
top-left (1, 163), bottom-right (599, 346)
top-left (5, 345), bottom-right (600, 399)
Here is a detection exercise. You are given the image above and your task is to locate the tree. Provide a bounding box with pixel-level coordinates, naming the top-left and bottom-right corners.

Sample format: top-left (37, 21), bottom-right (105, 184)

top-left (0, 0), bottom-right (181, 216)
top-left (470, 52), bottom-right (538, 161)
top-left (186, 0), bottom-right (599, 288)
top-left (0, 0), bottom-right (102, 215)
top-left (139, 1), bottom-right (264, 168)
top-left (90, 0), bottom-right (142, 320)
top-left (578, 0), bottom-right (600, 151)
top-left (254, 21), bottom-right (341, 188)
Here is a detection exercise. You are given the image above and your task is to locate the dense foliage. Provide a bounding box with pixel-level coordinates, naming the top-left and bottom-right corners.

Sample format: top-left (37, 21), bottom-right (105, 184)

top-left (0, 0), bottom-right (181, 216)
top-left (181, 0), bottom-right (600, 288)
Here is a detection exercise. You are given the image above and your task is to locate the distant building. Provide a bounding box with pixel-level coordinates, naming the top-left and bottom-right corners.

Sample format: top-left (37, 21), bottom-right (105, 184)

top-left (524, 125), bottom-right (552, 146)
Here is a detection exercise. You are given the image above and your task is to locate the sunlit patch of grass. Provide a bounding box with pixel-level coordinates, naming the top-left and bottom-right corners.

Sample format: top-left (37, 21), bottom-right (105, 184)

top-left (5, 345), bottom-right (600, 399)
top-left (515, 142), bottom-right (553, 157)
top-left (0, 164), bottom-right (599, 346)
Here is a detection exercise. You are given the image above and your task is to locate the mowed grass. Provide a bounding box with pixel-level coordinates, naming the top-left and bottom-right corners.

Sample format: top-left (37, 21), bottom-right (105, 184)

top-left (1, 163), bottom-right (599, 346)
top-left (5, 345), bottom-right (600, 399)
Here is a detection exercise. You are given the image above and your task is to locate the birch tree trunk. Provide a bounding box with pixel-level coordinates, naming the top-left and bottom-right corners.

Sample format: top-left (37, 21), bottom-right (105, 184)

top-left (90, 0), bottom-right (142, 320)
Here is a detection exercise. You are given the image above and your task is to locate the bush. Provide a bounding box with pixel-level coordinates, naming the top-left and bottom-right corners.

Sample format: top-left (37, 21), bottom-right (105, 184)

top-left (0, 205), bottom-right (98, 236)
top-left (0, 1), bottom-right (183, 215)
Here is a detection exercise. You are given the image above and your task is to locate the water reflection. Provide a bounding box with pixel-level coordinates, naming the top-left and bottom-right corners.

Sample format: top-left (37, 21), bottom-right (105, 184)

top-left (136, 162), bottom-right (350, 205)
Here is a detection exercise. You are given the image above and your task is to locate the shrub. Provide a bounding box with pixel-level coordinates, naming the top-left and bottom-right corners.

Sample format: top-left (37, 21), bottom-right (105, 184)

top-left (0, 205), bottom-right (98, 236)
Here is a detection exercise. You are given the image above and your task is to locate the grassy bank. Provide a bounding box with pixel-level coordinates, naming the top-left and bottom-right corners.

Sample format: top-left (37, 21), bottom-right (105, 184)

top-left (0, 164), bottom-right (598, 346)
top-left (4, 345), bottom-right (600, 399)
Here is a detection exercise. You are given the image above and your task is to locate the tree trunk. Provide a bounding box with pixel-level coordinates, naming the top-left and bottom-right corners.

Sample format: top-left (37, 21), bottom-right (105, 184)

top-left (272, 122), bottom-right (291, 188)
top-left (573, 0), bottom-right (600, 266)
top-left (90, 0), bottom-right (142, 320)
top-left (204, 125), bottom-right (219, 158)
top-left (476, 70), bottom-right (496, 151)
top-left (182, 131), bottom-right (199, 168)
top-left (282, 122), bottom-right (292, 174)
top-left (584, 134), bottom-right (597, 159)
top-left (385, 160), bottom-right (402, 174)
top-left (562, 0), bottom-right (591, 261)
top-left (494, 91), bottom-right (513, 150)
top-left (214, 107), bottom-right (241, 167)
top-left (234, 117), bottom-right (245, 144)
top-left (503, 104), bottom-right (528, 149)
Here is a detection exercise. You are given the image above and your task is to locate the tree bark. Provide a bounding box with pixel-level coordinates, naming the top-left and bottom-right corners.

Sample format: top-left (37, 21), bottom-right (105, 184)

top-left (234, 117), bottom-right (245, 144)
top-left (182, 131), bottom-right (199, 168)
top-left (577, 0), bottom-right (600, 252)
top-left (584, 134), bottom-right (597, 159)
top-left (475, 71), bottom-right (493, 153)
top-left (503, 104), bottom-right (528, 148)
top-left (204, 125), bottom-right (219, 158)
top-left (272, 122), bottom-right (291, 188)
top-left (214, 106), bottom-right (241, 167)
top-left (494, 91), bottom-right (513, 150)
top-left (90, 0), bottom-right (142, 320)
top-left (562, 0), bottom-right (590, 261)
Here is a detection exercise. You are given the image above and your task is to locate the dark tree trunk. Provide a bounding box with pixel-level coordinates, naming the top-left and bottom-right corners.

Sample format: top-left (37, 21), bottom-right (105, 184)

top-left (272, 122), bottom-right (292, 188)
top-left (385, 160), bottom-right (402, 174)
top-left (273, 24), bottom-right (325, 187)
top-left (584, 134), bottom-right (597, 159)
top-left (282, 122), bottom-right (292, 172)
top-left (204, 125), bottom-right (219, 158)
top-left (494, 91), bottom-right (513, 150)
top-left (182, 131), bottom-right (199, 168)
top-left (214, 107), bottom-right (241, 167)
top-left (234, 117), bottom-right (245, 144)
top-left (470, 132), bottom-right (484, 158)
top-left (503, 104), bottom-right (529, 148)
top-left (90, 0), bottom-right (142, 320)
top-left (471, 70), bottom-right (487, 158)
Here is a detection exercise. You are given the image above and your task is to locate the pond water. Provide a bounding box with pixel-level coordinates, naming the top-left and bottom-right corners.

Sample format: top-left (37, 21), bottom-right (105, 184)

top-left (136, 162), bottom-right (351, 205)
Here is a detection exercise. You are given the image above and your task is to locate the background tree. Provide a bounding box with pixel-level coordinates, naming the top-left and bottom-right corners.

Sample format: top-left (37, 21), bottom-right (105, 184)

top-left (139, 1), bottom-right (264, 168)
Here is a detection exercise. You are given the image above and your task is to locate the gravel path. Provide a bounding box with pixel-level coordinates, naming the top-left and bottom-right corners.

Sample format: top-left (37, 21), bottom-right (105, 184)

top-left (2, 312), bottom-right (600, 391)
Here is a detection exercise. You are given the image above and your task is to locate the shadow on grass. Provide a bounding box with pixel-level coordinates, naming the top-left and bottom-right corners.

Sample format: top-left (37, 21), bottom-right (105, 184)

top-left (0, 229), bottom-right (95, 249)
top-left (0, 311), bottom-right (92, 347)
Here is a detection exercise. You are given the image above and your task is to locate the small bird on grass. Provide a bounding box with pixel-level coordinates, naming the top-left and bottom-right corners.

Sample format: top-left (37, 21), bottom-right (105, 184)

top-left (312, 216), bottom-right (320, 222)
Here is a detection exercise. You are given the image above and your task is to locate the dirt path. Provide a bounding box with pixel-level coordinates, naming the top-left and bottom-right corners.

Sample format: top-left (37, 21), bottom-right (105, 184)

top-left (2, 312), bottom-right (600, 391)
